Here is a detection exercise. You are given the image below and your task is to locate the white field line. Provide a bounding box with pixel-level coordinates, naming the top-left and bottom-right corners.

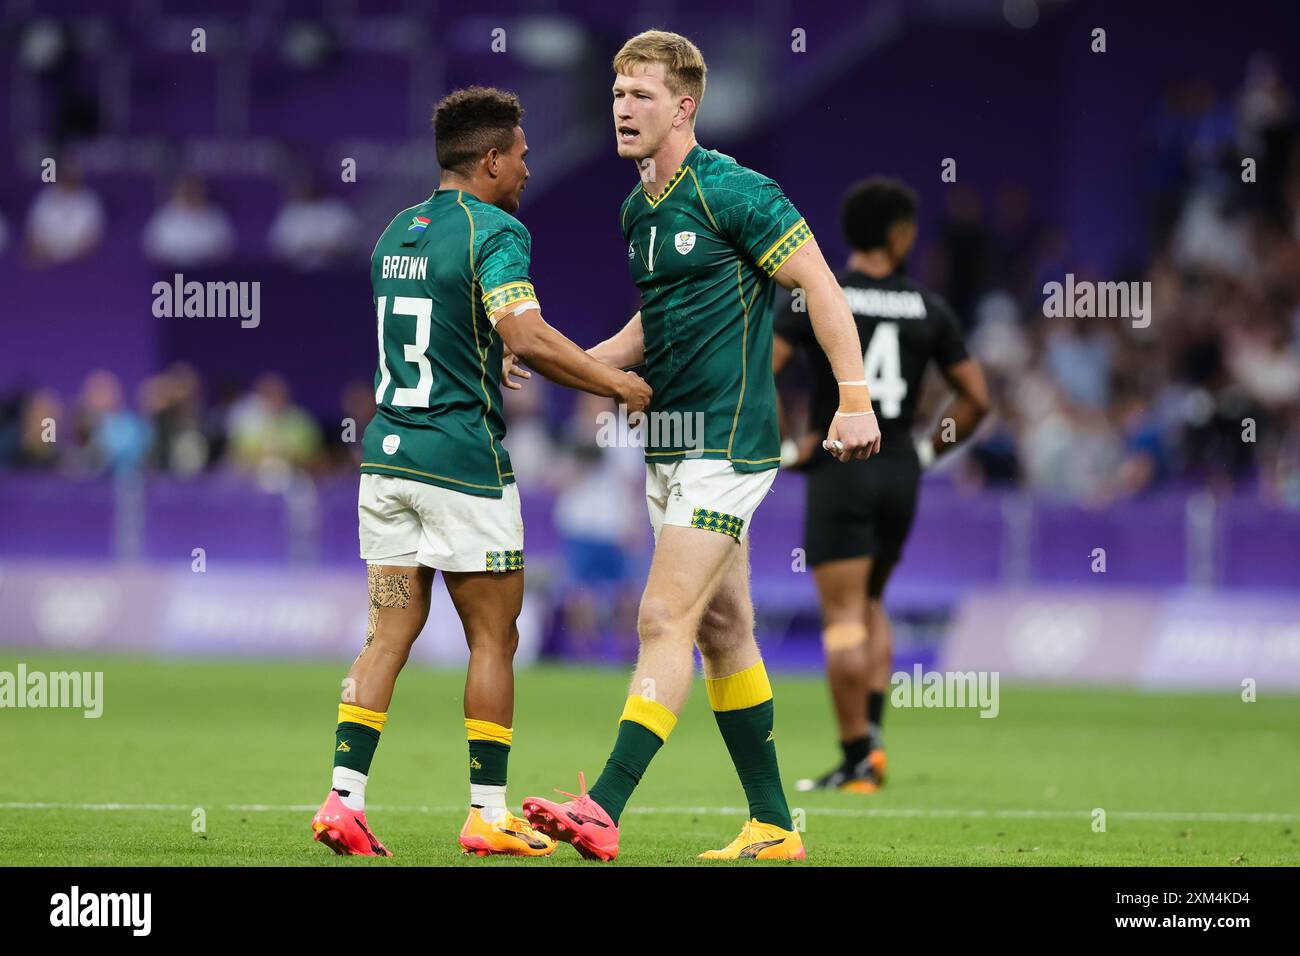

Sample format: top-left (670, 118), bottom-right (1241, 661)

top-left (0, 802), bottom-right (1295, 823)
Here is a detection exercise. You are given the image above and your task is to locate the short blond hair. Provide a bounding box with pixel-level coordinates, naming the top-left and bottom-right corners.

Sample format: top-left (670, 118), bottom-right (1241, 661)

top-left (613, 30), bottom-right (707, 117)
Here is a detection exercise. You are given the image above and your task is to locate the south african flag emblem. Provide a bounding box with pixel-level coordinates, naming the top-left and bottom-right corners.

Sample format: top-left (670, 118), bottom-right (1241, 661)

top-left (407, 216), bottom-right (430, 231)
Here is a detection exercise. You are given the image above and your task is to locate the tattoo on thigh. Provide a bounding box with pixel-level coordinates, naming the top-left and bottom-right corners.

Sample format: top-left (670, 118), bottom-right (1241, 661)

top-left (363, 566), bottom-right (412, 650)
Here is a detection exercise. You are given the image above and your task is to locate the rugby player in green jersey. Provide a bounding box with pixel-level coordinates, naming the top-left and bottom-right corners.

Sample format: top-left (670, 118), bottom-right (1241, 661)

top-left (310, 86), bottom-right (652, 858)
top-left (523, 32), bottom-right (881, 860)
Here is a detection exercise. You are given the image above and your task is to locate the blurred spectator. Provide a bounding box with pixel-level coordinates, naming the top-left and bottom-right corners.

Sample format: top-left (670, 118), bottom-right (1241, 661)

top-left (552, 393), bottom-right (644, 565)
top-left (1043, 318), bottom-right (1115, 410)
top-left (138, 363), bottom-right (210, 476)
top-left (1225, 312), bottom-right (1300, 410)
top-left (225, 373), bottom-right (323, 476)
top-left (24, 164), bottom-right (104, 265)
top-left (551, 393), bottom-right (646, 649)
top-left (1109, 389), bottom-right (1170, 499)
top-left (18, 388), bottom-right (64, 469)
top-left (1172, 192), bottom-right (1253, 275)
top-left (1267, 405), bottom-right (1300, 506)
top-left (501, 376), bottom-right (558, 487)
top-left (1236, 53), bottom-right (1294, 213)
top-left (267, 179), bottom-right (360, 269)
top-left (68, 370), bottom-right (152, 477)
top-left (0, 388), bottom-right (62, 469)
top-left (142, 174), bottom-right (235, 267)
top-left (1018, 379), bottom-right (1123, 502)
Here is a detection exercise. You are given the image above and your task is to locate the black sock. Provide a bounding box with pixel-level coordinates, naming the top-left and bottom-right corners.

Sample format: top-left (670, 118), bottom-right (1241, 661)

top-left (840, 735), bottom-right (871, 768)
top-left (867, 691), bottom-right (884, 727)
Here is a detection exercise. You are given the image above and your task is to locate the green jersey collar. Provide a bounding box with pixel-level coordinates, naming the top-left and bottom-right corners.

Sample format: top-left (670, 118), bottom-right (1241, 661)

top-left (641, 144), bottom-right (703, 208)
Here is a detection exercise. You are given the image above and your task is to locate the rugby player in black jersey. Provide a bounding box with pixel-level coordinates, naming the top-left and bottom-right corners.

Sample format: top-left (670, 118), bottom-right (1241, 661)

top-left (773, 177), bottom-right (989, 792)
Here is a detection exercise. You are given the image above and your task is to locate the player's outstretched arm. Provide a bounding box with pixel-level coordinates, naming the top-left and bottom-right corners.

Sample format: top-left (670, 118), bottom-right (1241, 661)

top-left (587, 311), bottom-right (644, 370)
top-left (772, 238), bottom-right (881, 461)
top-left (920, 358), bottom-right (990, 466)
top-left (494, 304), bottom-right (652, 411)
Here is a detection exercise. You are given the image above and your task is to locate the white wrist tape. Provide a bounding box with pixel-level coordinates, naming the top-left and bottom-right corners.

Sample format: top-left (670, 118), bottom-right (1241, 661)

top-left (834, 410), bottom-right (876, 418)
top-left (487, 299), bottom-right (540, 328)
top-left (837, 380), bottom-right (867, 386)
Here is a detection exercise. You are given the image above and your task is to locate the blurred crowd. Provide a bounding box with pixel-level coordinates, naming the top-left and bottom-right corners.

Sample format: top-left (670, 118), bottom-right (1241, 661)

top-left (0, 365), bottom-right (362, 488)
top-left (10, 165), bottom-right (360, 271)
top-left (4, 60), bottom-right (1300, 508)
top-left (912, 55), bottom-right (1300, 506)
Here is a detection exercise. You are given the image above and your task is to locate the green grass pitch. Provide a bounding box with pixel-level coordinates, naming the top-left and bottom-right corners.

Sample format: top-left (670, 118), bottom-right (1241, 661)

top-left (1, 653), bottom-right (1297, 866)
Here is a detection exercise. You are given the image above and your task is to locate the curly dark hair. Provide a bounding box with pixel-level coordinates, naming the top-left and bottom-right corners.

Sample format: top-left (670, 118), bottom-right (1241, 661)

top-left (432, 86), bottom-right (524, 176)
top-left (841, 177), bottom-right (918, 252)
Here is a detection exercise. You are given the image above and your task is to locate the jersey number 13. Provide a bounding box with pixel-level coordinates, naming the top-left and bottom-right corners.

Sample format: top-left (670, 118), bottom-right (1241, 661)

top-left (374, 295), bottom-right (433, 408)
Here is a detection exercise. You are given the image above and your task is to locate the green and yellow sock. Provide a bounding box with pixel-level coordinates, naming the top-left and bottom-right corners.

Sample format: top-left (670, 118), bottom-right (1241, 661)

top-left (332, 703), bottom-right (387, 810)
top-left (707, 660), bottom-right (793, 830)
top-left (466, 718), bottom-right (511, 820)
top-left (587, 694), bottom-right (678, 825)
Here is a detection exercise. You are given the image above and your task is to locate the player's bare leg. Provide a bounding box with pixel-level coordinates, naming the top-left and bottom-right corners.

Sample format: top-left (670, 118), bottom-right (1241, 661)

top-left (312, 563), bottom-right (433, 856)
top-left (867, 598), bottom-right (893, 693)
top-left (814, 557), bottom-right (873, 742)
top-left (694, 543), bottom-right (760, 678)
top-left (796, 556), bottom-right (881, 792)
top-left (443, 568), bottom-right (553, 856)
top-left (627, 524), bottom-right (739, 710)
top-left (443, 569), bottom-right (522, 727)
top-left (863, 593), bottom-right (894, 784)
top-left (694, 540), bottom-right (805, 859)
top-left (523, 524), bottom-right (736, 860)
top-left (348, 564), bottom-right (435, 711)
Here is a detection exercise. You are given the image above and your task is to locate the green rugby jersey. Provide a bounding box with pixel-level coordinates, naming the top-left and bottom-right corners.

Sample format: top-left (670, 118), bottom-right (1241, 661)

top-left (621, 144), bottom-right (812, 471)
top-left (360, 189), bottom-right (536, 497)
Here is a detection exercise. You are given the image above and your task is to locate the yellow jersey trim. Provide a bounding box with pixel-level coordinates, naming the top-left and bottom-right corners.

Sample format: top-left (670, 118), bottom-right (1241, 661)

top-left (756, 218), bottom-right (813, 276)
top-left (687, 167), bottom-right (720, 231)
top-left (726, 259), bottom-right (752, 457)
top-left (643, 447), bottom-right (729, 456)
top-left (639, 450), bottom-right (782, 464)
top-left (482, 281), bottom-right (537, 313)
top-left (641, 162), bottom-right (690, 208)
top-left (361, 462), bottom-right (505, 492)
